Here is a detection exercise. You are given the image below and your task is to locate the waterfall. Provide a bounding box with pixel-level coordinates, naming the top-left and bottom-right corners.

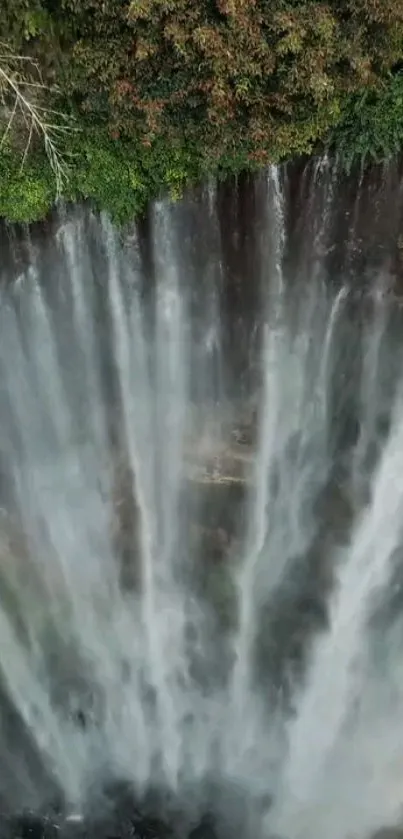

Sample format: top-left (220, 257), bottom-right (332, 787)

top-left (0, 159), bottom-right (403, 839)
top-left (271, 392), bottom-right (403, 839)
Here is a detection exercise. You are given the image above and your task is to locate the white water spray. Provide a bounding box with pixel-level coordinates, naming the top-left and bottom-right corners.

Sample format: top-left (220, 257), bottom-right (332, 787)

top-left (0, 164), bottom-right (403, 839)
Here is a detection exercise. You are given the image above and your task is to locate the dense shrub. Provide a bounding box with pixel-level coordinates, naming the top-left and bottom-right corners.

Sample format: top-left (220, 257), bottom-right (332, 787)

top-left (332, 71), bottom-right (403, 169)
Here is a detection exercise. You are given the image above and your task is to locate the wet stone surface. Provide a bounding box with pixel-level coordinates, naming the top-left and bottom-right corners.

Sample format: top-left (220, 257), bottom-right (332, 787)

top-left (3, 809), bottom-right (218, 839)
top-left (5, 813), bottom-right (150, 839)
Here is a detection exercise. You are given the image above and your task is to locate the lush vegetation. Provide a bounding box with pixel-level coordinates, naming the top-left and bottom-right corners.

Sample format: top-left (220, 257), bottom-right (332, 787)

top-left (1, 0), bottom-right (403, 222)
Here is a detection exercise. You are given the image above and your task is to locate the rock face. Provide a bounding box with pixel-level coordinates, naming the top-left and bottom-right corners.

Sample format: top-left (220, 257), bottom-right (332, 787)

top-left (7, 811), bottom-right (403, 839)
top-left (5, 807), bottom-right (218, 839)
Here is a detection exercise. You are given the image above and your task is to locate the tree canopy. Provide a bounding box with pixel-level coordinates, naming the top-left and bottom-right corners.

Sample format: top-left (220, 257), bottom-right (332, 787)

top-left (1, 0), bottom-right (403, 221)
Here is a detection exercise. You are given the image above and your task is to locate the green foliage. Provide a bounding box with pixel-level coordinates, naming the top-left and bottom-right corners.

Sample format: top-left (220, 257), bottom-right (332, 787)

top-left (0, 148), bottom-right (53, 222)
top-left (66, 135), bottom-right (149, 223)
top-left (68, 133), bottom-right (203, 222)
top-left (332, 72), bottom-right (403, 170)
top-left (0, 0), bottom-right (403, 221)
top-left (0, 129), bottom-right (206, 224)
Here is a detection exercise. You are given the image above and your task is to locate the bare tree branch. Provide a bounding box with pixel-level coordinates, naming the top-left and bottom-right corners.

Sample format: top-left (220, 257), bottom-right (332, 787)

top-left (0, 46), bottom-right (76, 196)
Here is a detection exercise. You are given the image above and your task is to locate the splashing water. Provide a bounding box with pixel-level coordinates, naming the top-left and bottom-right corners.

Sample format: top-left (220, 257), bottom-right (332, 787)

top-left (1, 162), bottom-right (403, 839)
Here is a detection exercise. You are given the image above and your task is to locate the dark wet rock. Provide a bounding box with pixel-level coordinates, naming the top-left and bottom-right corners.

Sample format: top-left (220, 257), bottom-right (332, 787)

top-left (6, 812), bottom-right (59, 839)
top-left (190, 525), bottom-right (232, 565)
top-left (7, 811), bottom-right (138, 839)
top-left (188, 813), bottom-right (217, 839)
top-left (5, 800), bottom-right (225, 839)
top-left (371, 829), bottom-right (403, 839)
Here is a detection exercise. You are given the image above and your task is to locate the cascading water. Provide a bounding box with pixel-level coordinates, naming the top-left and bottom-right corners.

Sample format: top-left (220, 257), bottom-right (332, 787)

top-left (1, 158), bottom-right (403, 839)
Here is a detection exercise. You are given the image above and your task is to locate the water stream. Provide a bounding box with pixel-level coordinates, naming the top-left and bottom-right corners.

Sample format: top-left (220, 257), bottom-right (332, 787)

top-left (0, 159), bottom-right (403, 839)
